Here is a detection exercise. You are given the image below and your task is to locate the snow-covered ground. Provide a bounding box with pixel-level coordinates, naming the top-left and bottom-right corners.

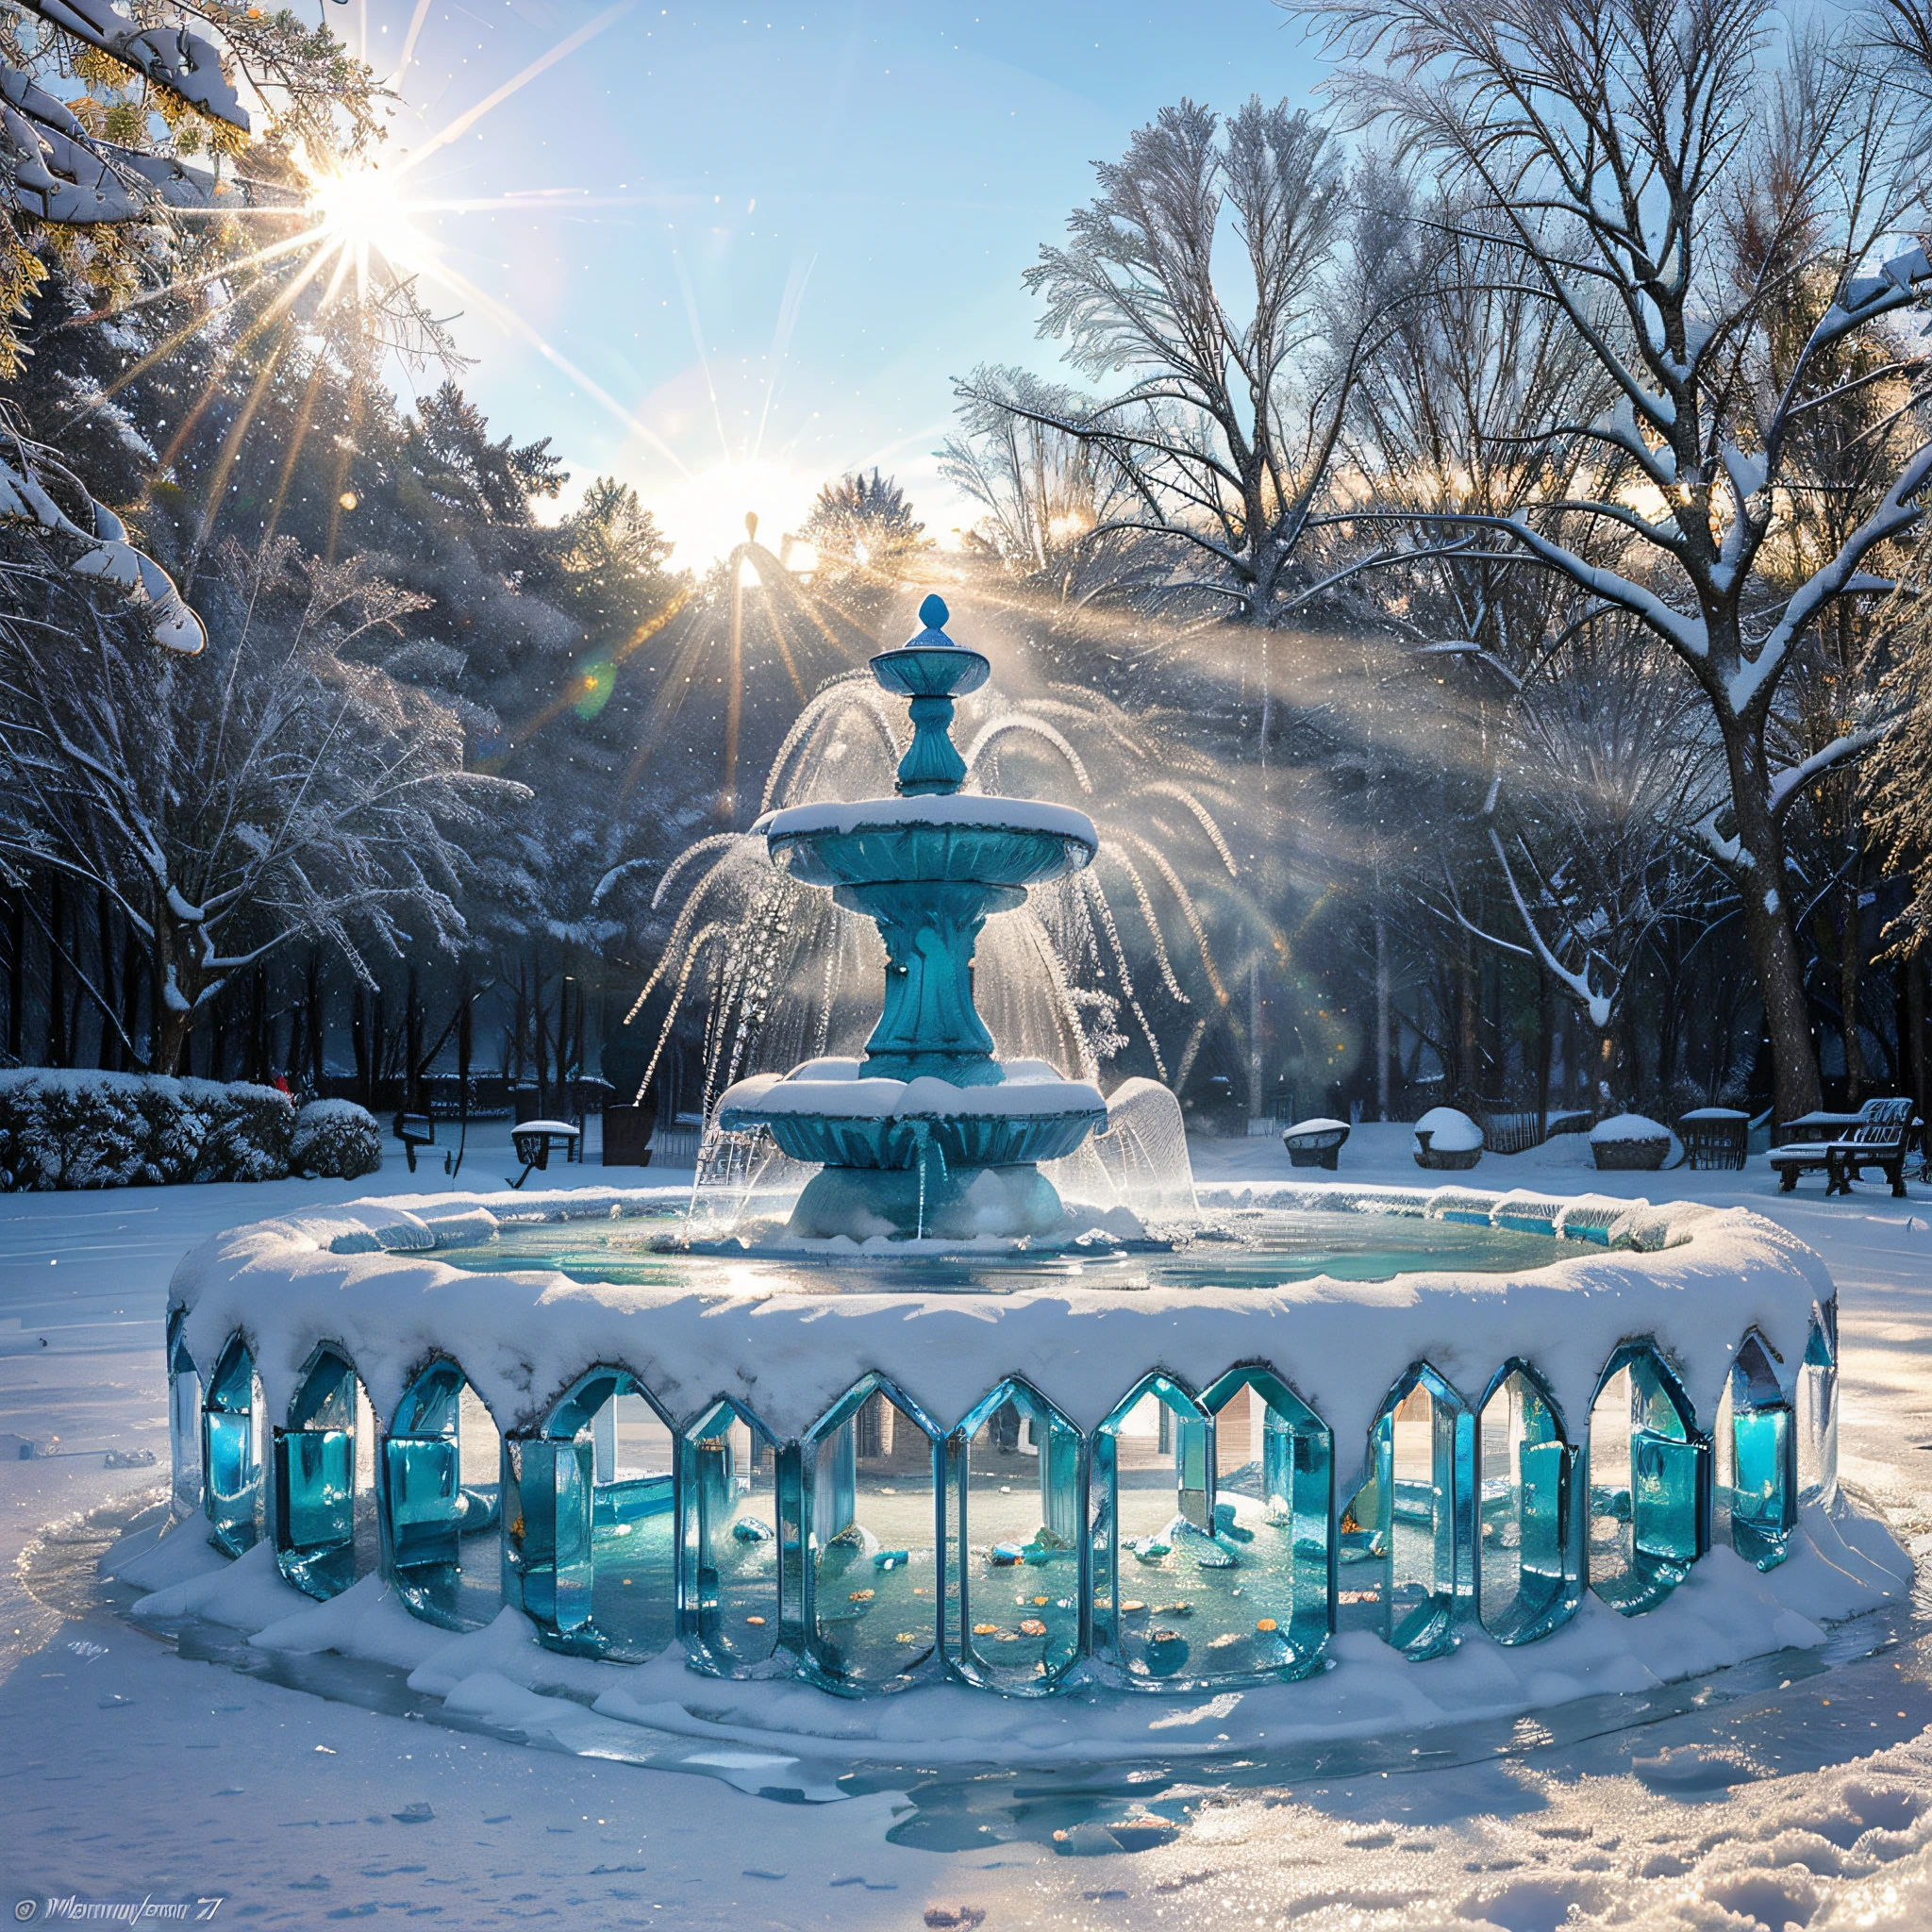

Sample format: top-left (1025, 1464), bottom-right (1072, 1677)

top-left (6, 1118), bottom-right (1932, 1926)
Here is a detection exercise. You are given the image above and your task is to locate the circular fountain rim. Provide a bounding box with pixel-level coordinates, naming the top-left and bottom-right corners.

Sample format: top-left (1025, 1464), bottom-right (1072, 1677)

top-left (167, 1179), bottom-right (1830, 1453)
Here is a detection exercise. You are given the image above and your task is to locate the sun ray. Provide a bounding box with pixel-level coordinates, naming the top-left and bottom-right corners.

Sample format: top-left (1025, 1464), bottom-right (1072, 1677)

top-left (158, 242), bottom-right (339, 473)
top-left (396, 0), bottom-right (435, 81)
top-left (391, 4), bottom-right (637, 181)
top-left (413, 255), bottom-right (693, 477)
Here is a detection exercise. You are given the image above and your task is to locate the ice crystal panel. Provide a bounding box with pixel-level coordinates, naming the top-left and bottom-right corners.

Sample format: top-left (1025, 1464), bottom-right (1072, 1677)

top-left (201, 1335), bottom-right (261, 1557)
top-left (508, 1368), bottom-right (676, 1659)
top-left (384, 1361), bottom-right (503, 1631)
top-left (942, 1380), bottom-right (1082, 1693)
top-left (166, 1309), bottom-right (201, 1522)
top-left (274, 1346), bottom-right (376, 1601)
top-left (1477, 1364), bottom-right (1579, 1643)
top-left (1340, 1365), bottom-right (1472, 1658)
top-left (802, 1378), bottom-right (939, 1690)
top-left (681, 1399), bottom-right (783, 1674)
top-left (1798, 1305), bottom-right (1839, 1507)
top-left (1726, 1332), bottom-right (1795, 1571)
top-left (1589, 1345), bottom-right (1706, 1613)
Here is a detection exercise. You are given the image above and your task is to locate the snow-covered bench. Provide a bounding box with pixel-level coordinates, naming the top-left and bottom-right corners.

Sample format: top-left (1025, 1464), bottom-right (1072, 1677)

top-left (1770, 1098), bottom-right (1915, 1197)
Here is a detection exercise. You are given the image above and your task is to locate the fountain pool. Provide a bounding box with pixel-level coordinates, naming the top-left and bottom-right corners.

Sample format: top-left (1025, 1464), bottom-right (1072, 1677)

top-left (159, 1174), bottom-right (1840, 1699)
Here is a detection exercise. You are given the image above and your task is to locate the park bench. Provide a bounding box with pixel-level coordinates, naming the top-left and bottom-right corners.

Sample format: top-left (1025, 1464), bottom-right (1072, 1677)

top-left (1769, 1097), bottom-right (1916, 1197)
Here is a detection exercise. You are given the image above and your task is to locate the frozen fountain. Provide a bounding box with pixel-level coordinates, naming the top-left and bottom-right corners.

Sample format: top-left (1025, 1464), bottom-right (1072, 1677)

top-left (149, 595), bottom-right (1862, 1711)
top-left (713, 595), bottom-right (1107, 1239)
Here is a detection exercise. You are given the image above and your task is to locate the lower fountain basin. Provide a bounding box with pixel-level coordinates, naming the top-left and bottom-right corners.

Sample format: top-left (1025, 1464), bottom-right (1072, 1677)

top-left (716, 1059), bottom-right (1109, 1236)
top-left (163, 1183), bottom-right (1840, 1701)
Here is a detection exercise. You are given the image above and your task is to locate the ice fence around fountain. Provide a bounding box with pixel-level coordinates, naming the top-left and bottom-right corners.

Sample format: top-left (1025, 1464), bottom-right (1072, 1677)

top-left (156, 1177), bottom-right (1849, 1699)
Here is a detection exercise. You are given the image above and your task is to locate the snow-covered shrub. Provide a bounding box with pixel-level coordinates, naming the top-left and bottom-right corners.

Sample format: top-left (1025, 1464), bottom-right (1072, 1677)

top-left (1590, 1113), bottom-right (1673, 1172)
top-left (0, 1070), bottom-right (294, 1190)
top-left (1413, 1107), bottom-right (1483, 1170)
top-left (291, 1100), bottom-right (383, 1179)
top-left (188, 1080), bottom-right (294, 1182)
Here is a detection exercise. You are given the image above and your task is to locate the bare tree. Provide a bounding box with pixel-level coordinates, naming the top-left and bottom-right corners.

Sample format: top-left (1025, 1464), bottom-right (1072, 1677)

top-left (0, 534), bottom-right (516, 1071)
top-left (941, 365), bottom-right (1145, 603)
top-left (958, 98), bottom-right (1407, 635)
top-left (1454, 625), bottom-right (1719, 1107)
top-left (1301, 0), bottom-right (1932, 1123)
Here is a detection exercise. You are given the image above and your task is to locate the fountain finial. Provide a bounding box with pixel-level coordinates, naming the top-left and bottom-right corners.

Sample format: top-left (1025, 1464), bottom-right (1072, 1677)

top-left (870, 593), bottom-right (990, 795)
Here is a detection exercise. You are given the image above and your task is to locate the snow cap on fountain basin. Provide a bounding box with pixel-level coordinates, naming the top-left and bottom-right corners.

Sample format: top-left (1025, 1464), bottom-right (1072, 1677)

top-left (716, 1056), bottom-right (1106, 1168)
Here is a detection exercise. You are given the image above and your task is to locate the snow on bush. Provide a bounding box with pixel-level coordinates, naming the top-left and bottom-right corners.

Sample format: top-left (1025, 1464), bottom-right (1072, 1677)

top-left (1591, 1113), bottom-right (1671, 1145)
top-left (291, 1100), bottom-right (383, 1179)
top-left (1413, 1107), bottom-right (1484, 1153)
top-left (0, 1069), bottom-right (295, 1191)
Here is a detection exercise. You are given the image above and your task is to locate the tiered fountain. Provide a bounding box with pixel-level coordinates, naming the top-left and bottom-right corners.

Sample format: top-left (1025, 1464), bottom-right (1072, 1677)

top-left (715, 595), bottom-right (1106, 1239)
top-left (153, 596), bottom-right (1848, 1707)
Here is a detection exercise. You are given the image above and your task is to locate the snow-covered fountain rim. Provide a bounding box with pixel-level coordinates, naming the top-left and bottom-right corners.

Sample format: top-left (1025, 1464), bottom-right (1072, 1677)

top-left (755, 792), bottom-right (1098, 847)
top-left (165, 1180), bottom-right (1832, 1455)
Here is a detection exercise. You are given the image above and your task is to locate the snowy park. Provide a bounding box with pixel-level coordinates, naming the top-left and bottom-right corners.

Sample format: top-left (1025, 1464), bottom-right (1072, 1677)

top-left (11, 0), bottom-right (1932, 1925)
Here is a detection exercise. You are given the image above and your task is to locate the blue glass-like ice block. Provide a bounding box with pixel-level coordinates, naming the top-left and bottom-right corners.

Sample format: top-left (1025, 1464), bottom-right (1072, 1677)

top-left (1799, 1306), bottom-right (1839, 1507)
top-left (166, 1309), bottom-right (201, 1521)
top-left (1476, 1363), bottom-right (1579, 1643)
top-left (1340, 1365), bottom-right (1473, 1658)
top-left (515, 1370), bottom-right (677, 1658)
top-left (1091, 1373), bottom-right (1323, 1690)
top-left (504, 1431), bottom-right (592, 1632)
top-left (1728, 1332), bottom-right (1796, 1570)
top-left (1589, 1344), bottom-right (1707, 1612)
top-left (274, 1348), bottom-right (360, 1600)
top-left (383, 1360), bottom-right (502, 1630)
top-left (1161, 1369), bottom-right (1332, 1685)
top-left (201, 1336), bottom-right (260, 1557)
top-left (680, 1399), bottom-right (785, 1674)
top-left (801, 1378), bottom-right (940, 1692)
top-left (943, 1380), bottom-right (1083, 1693)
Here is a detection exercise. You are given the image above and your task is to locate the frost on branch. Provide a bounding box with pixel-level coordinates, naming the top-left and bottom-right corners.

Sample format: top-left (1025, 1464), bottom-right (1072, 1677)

top-left (14, 3), bottom-right (247, 130)
top-left (0, 441), bottom-right (204, 655)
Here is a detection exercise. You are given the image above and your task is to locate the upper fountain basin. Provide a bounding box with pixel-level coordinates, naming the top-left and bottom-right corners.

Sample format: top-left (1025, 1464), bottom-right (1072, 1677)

top-left (757, 793), bottom-right (1098, 891)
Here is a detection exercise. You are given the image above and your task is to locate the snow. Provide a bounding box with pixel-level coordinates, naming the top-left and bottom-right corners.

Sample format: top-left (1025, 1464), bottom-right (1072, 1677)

top-left (8, 1115), bottom-right (1932, 1925)
top-left (756, 792), bottom-right (1099, 849)
top-left (1414, 1106), bottom-right (1483, 1153)
top-left (719, 1057), bottom-right (1107, 1124)
top-left (1590, 1112), bottom-right (1670, 1143)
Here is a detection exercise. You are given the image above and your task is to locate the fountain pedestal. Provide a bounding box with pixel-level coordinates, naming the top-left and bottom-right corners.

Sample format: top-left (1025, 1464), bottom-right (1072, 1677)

top-left (716, 595), bottom-right (1106, 1239)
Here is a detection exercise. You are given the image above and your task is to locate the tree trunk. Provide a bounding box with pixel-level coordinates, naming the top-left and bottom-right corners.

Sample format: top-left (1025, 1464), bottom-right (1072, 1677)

top-left (6, 884), bottom-right (24, 1064)
top-left (1725, 741), bottom-right (1823, 1126)
top-left (121, 924), bottom-right (144, 1072)
top-left (46, 873), bottom-right (69, 1068)
top-left (1374, 909), bottom-right (1391, 1122)
top-left (1911, 951), bottom-right (1927, 1129)
top-left (406, 964), bottom-right (425, 1113)
top-left (1534, 965), bottom-right (1551, 1138)
top-left (95, 888), bottom-right (119, 1071)
top-left (1839, 873), bottom-right (1866, 1110)
top-left (306, 948), bottom-right (325, 1095)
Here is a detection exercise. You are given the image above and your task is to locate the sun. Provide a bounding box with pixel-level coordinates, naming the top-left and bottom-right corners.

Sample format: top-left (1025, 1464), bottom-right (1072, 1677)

top-left (655, 459), bottom-right (822, 571)
top-left (304, 158), bottom-right (431, 290)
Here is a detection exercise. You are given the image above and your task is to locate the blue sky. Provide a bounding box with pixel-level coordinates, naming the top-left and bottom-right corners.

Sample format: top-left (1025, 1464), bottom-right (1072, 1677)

top-left (345, 0), bottom-right (1329, 564)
